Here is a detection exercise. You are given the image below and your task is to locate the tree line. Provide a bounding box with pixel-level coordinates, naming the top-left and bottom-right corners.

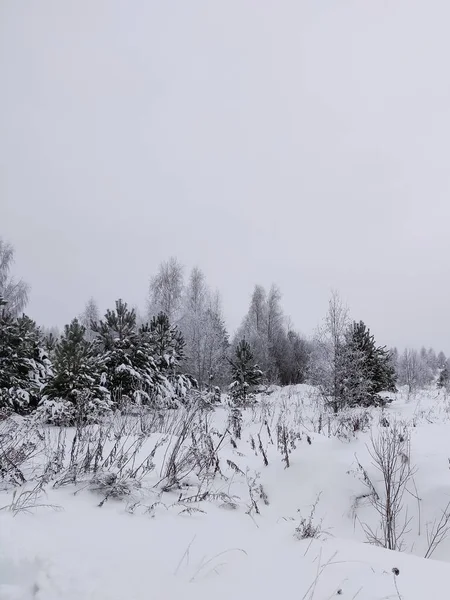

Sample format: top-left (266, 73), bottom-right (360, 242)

top-left (1, 239), bottom-right (449, 422)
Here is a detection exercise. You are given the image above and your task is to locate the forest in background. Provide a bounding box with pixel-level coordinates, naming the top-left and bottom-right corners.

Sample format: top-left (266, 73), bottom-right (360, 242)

top-left (1, 237), bottom-right (449, 423)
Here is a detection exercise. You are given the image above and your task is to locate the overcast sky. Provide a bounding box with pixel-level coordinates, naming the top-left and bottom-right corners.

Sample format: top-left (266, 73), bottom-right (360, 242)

top-left (2, 0), bottom-right (450, 351)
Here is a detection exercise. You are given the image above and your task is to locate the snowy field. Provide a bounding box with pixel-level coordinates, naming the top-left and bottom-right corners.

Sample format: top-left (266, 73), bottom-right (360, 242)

top-left (2, 385), bottom-right (450, 599)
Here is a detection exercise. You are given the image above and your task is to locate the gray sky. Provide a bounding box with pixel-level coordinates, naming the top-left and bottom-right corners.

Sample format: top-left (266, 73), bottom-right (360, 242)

top-left (2, 0), bottom-right (450, 351)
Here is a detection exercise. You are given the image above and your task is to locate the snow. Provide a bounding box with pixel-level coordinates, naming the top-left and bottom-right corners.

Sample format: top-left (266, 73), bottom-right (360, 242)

top-left (2, 385), bottom-right (450, 599)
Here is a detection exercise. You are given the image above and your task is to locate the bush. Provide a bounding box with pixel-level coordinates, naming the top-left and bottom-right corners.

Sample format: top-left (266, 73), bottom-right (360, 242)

top-left (333, 408), bottom-right (373, 441)
top-left (36, 392), bottom-right (113, 426)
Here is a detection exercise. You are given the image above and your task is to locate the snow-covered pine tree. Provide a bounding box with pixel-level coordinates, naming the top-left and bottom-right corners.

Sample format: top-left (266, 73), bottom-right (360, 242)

top-left (229, 339), bottom-right (263, 404)
top-left (147, 312), bottom-right (185, 372)
top-left (39, 318), bottom-right (111, 424)
top-left (438, 360), bottom-right (450, 390)
top-left (42, 329), bottom-right (58, 357)
top-left (437, 351), bottom-right (447, 370)
top-left (338, 324), bottom-right (373, 407)
top-left (92, 299), bottom-right (156, 406)
top-left (0, 308), bottom-right (51, 414)
top-left (145, 312), bottom-right (194, 405)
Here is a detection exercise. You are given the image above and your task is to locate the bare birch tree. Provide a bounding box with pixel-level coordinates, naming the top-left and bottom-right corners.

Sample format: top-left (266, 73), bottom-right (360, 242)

top-left (0, 238), bottom-right (29, 317)
top-left (148, 257), bottom-right (184, 322)
top-left (80, 297), bottom-right (100, 342)
top-left (312, 290), bottom-right (350, 412)
top-left (180, 268), bottom-right (229, 388)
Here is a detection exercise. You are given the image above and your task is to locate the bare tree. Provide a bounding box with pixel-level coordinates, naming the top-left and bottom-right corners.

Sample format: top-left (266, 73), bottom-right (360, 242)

top-left (357, 421), bottom-right (414, 551)
top-left (266, 284), bottom-right (283, 345)
top-left (397, 349), bottom-right (432, 394)
top-left (180, 269), bottom-right (229, 388)
top-left (180, 267), bottom-right (208, 386)
top-left (249, 285), bottom-right (267, 335)
top-left (235, 285), bottom-right (270, 375)
top-left (202, 291), bottom-right (229, 387)
top-left (0, 238), bottom-right (29, 316)
top-left (312, 290), bottom-right (349, 412)
top-left (235, 283), bottom-right (307, 384)
top-left (80, 297), bottom-right (100, 342)
top-left (148, 257), bottom-right (184, 322)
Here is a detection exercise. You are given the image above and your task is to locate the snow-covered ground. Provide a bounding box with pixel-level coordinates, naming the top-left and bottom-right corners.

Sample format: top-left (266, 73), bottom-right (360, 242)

top-left (2, 385), bottom-right (450, 599)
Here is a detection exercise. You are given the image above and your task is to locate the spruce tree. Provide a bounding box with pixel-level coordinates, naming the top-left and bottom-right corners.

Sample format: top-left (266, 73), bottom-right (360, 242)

top-left (341, 321), bottom-right (396, 407)
top-left (229, 339), bottom-right (263, 404)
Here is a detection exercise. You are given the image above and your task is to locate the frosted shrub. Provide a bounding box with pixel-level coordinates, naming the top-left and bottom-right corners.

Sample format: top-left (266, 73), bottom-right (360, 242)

top-left (36, 392), bottom-right (113, 426)
top-left (333, 408), bottom-right (373, 441)
top-left (294, 494), bottom-right (324, 540)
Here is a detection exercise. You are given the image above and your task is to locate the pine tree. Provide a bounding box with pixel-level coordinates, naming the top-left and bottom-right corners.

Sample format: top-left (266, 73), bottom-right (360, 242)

top-left (437, 351), bottom-right (447, 370)
top-left (145, 312), bottom-right (194, 404)
top-left (229, 339), bottom-right (263, 404)
top-left (438, 360), bottom-right (450, 390)
top-left (147, 312), bottom-right (185, 374)
top-left (40, 319), bottom-right (111, 424)
top-left (0, 309), bottom-right (50, 413)
top-left (44, 319), bottom-right (107, 401)
top-left (92, 299), bottom-right (156, 405)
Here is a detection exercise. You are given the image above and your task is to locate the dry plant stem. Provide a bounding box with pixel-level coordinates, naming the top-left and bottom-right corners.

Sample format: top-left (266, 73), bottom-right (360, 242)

top-left (189, 548), bottom-right (247, 583)
top-left (301, 550), bottom-right (339, 600)
top-left (174, 535), bottom-right (196, 576)
top-left (424, 500), bottom-right (450, 559)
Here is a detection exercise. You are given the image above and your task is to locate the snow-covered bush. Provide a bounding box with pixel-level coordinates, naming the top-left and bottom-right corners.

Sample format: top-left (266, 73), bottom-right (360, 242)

top-left (333, 408), bottom-right (373, 441)
top-left (36, 392), bottom-right (113, 426)
top-left (295, 494), bottom-right (324, 540)
top-left (187, 387), bottom-right (221, 410)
